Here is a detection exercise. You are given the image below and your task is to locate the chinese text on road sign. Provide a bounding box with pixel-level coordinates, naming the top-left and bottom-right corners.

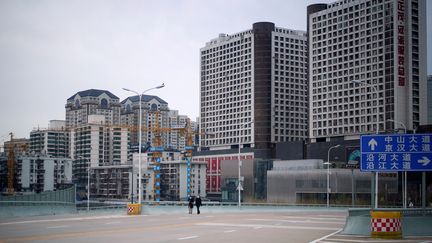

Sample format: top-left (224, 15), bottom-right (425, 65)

top-left (360, 134), bottom-right (432, 172)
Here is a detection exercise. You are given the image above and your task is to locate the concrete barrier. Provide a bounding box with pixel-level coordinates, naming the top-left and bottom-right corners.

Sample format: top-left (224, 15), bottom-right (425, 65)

top-left (342, 208), bottom-right (432, 237)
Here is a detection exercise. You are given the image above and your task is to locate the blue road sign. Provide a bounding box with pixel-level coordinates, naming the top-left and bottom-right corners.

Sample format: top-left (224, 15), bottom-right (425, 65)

top-left (149, 147), bottom-right (164, 152)
top-left (360, 134), bottom-right (432, 172)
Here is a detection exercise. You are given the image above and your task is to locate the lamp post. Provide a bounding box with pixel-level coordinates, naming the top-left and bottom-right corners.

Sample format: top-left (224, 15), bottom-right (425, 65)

top-left (352, 79), bottom-right (379, 208)
top-left (87, 165), bottom-right (91, 211)
top-left (238, 121), bottom-right (253, 207)
top-left (386, 119), bottom-right (406, 134)
top-left (387, 119), bottom-right (407, 208)
top-left (326, 145), bottom-right (340, 208)
top-left (123, 83), bottom-right (165, 205)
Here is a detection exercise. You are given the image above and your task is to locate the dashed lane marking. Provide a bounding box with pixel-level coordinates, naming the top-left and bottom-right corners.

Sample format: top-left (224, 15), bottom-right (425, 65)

top-left (46, 225), bottom-right (68, 229)
top-left (197, 222), bottom-right (340, 231)
top-left (177, 235), bottom-right (198, 240)
top-left (249, 218), bottom-right (344, 225)
top-left (0, 214), bottom-right (148, 226)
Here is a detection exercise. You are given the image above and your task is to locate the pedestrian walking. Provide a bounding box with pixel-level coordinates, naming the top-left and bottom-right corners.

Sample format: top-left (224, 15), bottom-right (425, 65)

top-left (195, 195), bottom-right (202, 214)
top-left (188, 196), bottom-right (194, 214)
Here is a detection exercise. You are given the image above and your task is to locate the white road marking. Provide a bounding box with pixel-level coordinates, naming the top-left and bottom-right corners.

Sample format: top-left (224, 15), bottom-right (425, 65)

top-left (224, 230), bottom-right (236, 233)
top-left (197, 222), bottom-right (340, 231)
top-left (317, 239), bottom-right (404, 243)
top-left (309, 229), bottom-right (342, 243)
top-left (282, 216), bottom-right (346, 222)
top-left (0, 214), bottom-right (148, 225)
top-left (177, 235), bottom-right (199, 240)
top-left (105, 221), bottom-right (121, 225)
top-left (249, 218), bottom-right (344, 225)
top-left (46, 225), bottom-right (68, 229)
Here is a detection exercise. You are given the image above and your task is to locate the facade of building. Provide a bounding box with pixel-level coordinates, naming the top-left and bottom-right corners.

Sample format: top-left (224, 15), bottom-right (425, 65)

top-left (267, 166), bottom-right (397, 205)
top-left (29, 120), bottom-right (70, 158)
top-left (10, 156), bottom-right (73, 193)
top-left (91, 165), bottom-right (132, 199)
top-left (428, 75), bottom-right (432, 124)
top-left (167, 110), bottom-right (188, 150)
top-left (70, 115), bottom-right (129, 195)
top-left (120, 95), bottom-right (170, 150)
top-left (199, 22), bottom-right (309, 158)
top-left (130, 151), bottom-right (206, 201)
top-left (193, 151), bottom-right (255, 200)
top-left (160, 159), bottom-right (207, 201)
top-left (308, 0), bottom-right (427, 142)
top-left (65, 89), bottom-right (121, 128)
top-left (3, 138), bottom-right (29, 156)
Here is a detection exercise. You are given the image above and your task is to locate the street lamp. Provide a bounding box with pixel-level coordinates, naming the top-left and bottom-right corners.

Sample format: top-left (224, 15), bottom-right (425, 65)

top-left (123, 83), bottom-right (165, 205)
top-left (352, 79), bottom-right (379, 208)
top-left (386, 119), bottom-right (407, 134)
top-left (238, 121), bottom-right (253, 207)
top-left (387, 119), bottom-right (407, 208)
top-left (325, 144), bottom-right (340, 208)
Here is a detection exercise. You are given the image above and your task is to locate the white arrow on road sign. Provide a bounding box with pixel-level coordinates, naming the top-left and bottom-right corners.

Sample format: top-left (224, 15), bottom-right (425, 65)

top-left (418, 157), bottom-right (431, 166)
top-left (368, 138), bottom-right (378, 151)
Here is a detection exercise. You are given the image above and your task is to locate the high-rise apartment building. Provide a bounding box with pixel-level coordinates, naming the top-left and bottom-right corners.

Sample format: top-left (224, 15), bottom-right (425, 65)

top-left (308, 0), bottom-right (427, 142)
top-left (29, 120), bottom-right (69, 158)
top-left (199, 22), bottom-right (308, 157)
top-left (70, 115), bottom-right (129, 195)
top-left (167, 110), bottom-right (188, 150)
top-left (65, 89), bottom-right (121, 128)
top-left (120, 95), bottom-right (169, 149)
top-left (17, 156), bottom-right (73, 193)
top-left (0, 154), bottom-right (73, 193)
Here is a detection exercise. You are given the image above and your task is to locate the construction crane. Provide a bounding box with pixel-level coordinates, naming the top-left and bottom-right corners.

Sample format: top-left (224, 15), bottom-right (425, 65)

top-left (100, 116), bottom-right (211, 202)
top-left (2, 133), bottom-right (29, 195)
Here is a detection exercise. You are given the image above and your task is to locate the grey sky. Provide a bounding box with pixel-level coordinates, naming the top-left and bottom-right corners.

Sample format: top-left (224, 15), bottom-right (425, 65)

top-left (0, 0), bottom-right (431, 140)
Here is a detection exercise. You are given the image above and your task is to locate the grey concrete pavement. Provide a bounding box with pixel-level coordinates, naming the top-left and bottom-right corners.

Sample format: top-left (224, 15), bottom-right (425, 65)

top-left (2, 207), bottom-right (431, 242)
top-left (0, 209), bottom-right (346, 243)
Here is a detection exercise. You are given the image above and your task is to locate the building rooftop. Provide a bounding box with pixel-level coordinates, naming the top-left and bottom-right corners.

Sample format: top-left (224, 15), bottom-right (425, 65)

top-left (67, 89), bottom-right (119, 101)
top-left (121, 95), bottom-right (168, 105)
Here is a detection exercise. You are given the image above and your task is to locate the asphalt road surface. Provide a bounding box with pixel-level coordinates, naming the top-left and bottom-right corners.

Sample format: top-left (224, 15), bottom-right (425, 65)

top-left (1, 209), bottom-right (431, 243)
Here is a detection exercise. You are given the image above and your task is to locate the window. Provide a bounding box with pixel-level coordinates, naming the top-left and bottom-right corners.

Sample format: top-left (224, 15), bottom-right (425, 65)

top-left (100, 99), bottom-right (108, 109)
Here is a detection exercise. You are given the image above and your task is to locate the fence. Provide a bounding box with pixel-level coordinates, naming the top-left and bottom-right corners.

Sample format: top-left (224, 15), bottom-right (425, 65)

top-left (0, 186), bottom-right (76, 217)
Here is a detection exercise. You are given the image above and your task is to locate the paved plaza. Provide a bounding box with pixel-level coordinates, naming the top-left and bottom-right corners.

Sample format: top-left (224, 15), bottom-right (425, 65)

top-left (1, 207), bottom-right (431, 243)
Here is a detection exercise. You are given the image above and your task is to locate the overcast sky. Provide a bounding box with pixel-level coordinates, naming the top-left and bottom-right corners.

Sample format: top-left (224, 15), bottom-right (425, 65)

top-left (0, 0), bottom-right (431, 140)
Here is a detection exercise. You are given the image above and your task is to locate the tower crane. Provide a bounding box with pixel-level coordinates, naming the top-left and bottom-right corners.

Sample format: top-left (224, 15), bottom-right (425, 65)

top-left (101, 116), bottom-right (212, 202)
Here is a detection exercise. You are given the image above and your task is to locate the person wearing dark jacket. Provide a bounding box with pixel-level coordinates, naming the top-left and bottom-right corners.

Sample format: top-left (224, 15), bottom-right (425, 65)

top-left (188, 196), bottom-right (194, 214)
top-left (195, 196), bottom-right (202, 214)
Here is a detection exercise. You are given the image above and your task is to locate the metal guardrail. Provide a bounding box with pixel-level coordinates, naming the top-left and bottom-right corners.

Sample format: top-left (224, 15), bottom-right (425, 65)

top-left (0, 201), bottom-right (75, 206)
top-left (0, 186), bottom-right (75, 203)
